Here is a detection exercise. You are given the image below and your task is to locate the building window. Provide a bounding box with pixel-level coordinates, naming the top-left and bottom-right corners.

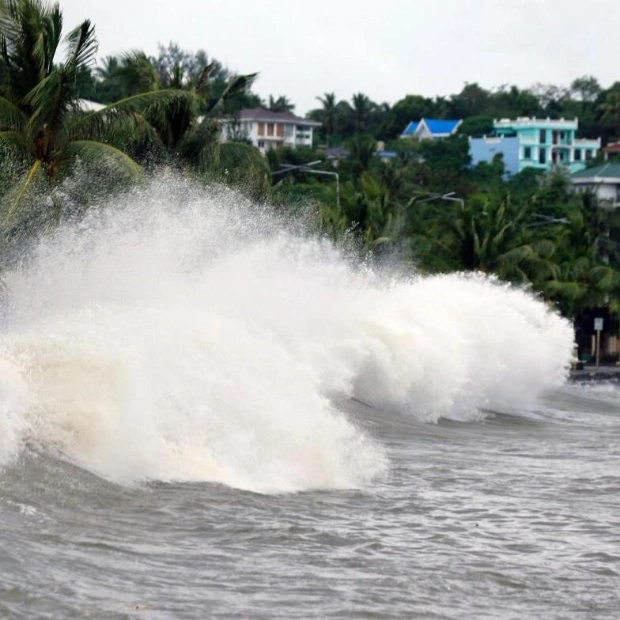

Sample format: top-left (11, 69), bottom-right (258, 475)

top-left (276, 124), bottom-right (285, 138)
top-left (523, 146), bottom-right (532, 159)
top-left (585, 150), bottom-right (593, 160)
top-left (257, 122), bottom-right (264, 136)
top-left (574, 149), bottom-right (581, 161)
top-left (539, 148), bottom-right (546, 164)
top-left (616, 186), bottom-right (620, 203)
top-left (267, 123), bottom-right (274, 136)
top-left (539, 129), bottom-right (546, 144)
top-left (257, 140), bottom-right (264, 149)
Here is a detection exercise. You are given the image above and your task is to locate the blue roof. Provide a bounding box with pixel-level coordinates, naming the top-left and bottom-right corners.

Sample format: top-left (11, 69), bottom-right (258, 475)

top-left (400, 118), bottom-right (461, 138)
top-left (424, 119), bottom-right (461, 135)
top-left (401, 121), bottom-right (419, 137)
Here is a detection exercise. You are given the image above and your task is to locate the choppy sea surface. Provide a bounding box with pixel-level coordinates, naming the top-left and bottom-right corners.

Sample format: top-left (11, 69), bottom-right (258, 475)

top-left (1, 179), bottom-right (617, 618)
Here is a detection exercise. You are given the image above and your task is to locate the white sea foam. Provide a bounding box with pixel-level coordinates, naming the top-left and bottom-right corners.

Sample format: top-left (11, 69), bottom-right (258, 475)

top-left (0, 177), bottom-right (574, 491)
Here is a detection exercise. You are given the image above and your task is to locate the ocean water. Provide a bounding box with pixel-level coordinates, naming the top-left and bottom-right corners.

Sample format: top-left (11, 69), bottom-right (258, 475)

top-left (1, 179), bottom-right (617, 619)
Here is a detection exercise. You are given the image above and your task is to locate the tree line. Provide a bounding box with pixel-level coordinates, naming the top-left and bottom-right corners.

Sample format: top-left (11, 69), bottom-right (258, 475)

top-left (307, 78), bottom-right (620, 146)
top-left (78, 50), bottom-right (620, 147)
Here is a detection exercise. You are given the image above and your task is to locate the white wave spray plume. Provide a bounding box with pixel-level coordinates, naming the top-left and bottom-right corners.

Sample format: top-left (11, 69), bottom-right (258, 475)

top-left (0, 177), bottom-right (574, 492)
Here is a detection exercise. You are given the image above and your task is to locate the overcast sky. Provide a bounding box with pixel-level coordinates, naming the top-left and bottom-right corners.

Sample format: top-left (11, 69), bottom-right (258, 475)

top-left (59, 0), bottom-right (620, 115)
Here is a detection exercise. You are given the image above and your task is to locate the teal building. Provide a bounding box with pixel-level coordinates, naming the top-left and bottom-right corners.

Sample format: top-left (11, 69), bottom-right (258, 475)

top-left (469, 117), bottom-right (601, 175)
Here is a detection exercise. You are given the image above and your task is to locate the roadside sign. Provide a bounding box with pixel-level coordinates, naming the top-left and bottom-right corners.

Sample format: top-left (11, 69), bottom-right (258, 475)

top-left (594, 318), bottom-right (604, 331)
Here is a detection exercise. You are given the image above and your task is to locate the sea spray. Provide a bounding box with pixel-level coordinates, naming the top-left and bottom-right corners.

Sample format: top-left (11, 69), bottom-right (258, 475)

top-left (0, 177), bottom-right (574, 491)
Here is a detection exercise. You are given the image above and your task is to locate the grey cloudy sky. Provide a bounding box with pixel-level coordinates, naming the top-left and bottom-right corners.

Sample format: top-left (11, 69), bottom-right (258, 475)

top-left (59, 0), bottom-right (620, 115)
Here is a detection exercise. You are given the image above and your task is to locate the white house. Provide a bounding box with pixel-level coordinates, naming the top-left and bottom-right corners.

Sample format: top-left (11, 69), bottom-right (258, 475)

top-left (571, 163), bottom-right (620, 208)
top-left (77, 99), bottom-right (105, 112)
top-left (219, 108), bottom-right (321, 154)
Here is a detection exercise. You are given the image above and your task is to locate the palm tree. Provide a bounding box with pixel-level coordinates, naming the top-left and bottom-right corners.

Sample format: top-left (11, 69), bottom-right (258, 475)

top-left (267, 95), bottom-right (294, 113)
top-left (540, 191), bottom-right (620, 317)
top-left (156, 63), bottom-right (257, 158)
top-left (543, 255), bottom-right (620, 318)
top-left (347, 133), bottom-right (376, 175)
top-left (0, 0), bottom-right (103, 183)
top-left (94, 55), bottom-right (123, 102)
top-left (106, 51), bottom-right (160, 97)
top-left (94, 46), bottom-right (259, 167)
top-left (432, 192), bottom-right (560, 283)
top-left (0, 0), bottom-right (192, 226)
top-left (351, 92), bottom-right (375, 133)
top-left (599, 90), bottom-right (620, 139)
top-left (92, 50), bottom-right (262, 194)
top-left (94, 47), bottom-right (258, 162)
top-left (316, 92), bottom-right (337, 145)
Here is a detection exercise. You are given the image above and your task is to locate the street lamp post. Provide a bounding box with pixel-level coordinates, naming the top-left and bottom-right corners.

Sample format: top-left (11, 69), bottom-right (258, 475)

top-left (526, 214), bottom-right (569, 228)
top-left (272, 161), bottom-right (340, 211)
top-left (409, 191), bottom-right (464, 209)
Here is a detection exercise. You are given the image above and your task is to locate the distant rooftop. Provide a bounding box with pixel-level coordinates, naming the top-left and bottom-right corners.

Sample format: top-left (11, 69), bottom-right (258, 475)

top-left (235, 108), bottom-right (321, 126)
top-left (401, 121), bottom-right (420, 137)
top-left (325, 146), bottom-right (349, 159)
top-left (400, 118), bottom-right (461, 138)
top-left (424, 119), bottom-right (461, 135)
top-left (572, 163), bottom-right (620, 180)
top-left (494, 117), bottom-right (578, 128)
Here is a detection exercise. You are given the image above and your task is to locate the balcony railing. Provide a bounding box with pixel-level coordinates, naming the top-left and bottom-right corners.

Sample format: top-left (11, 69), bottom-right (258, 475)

top-left (574, 138), bottom-right (601, 148)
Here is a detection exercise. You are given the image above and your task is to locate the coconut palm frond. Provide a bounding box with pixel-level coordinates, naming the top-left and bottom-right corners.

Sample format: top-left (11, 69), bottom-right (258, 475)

top-left (0, 95), bottom-right (27, 130)
top-left (570, 255), bottom-right (592, 276)
top-left (63, 19), bottom-right (97, 71)
top-left (145, 92), bottom-right (198, 151)
top-left (2, 157), bottom-right (45, 222)
top-left (71, 106), bottom-right (159, 148)
top-left (497, 244), bottom-right (536, 268)
top-left (590, 265), bottom-right (620, 289)
top-left (222, 72), bottom-right (257, 99)
top-left (531, 238), bottom-right (558, 259)
top-left (201, 140), bottom-right (270, 198)
top-left (210, 141), bottom-right (268, 180)
top-left (0, 0), bottom-right (62, 81)
top-left (543, 280), bottom-right (585, 301)
top-left (36, 1), bottom-right (62, 74)
top-left (64, 139), bottom-right (142, 180)
top-left (114, 50), bottom-right (159, 94)
top-left (543, 257), bottom-right (562, 278)
top-left (75, 89), bottom-right (195, 138)
top-left (0, 129), bottom-right (29, 156)
top-left (608, 297), bottom-right (620, 315)
top-left (207, 72), bottom-right (257, 114)
top-left (25, 69), bottom-right (70, 132)
top-left (0, 1), bottom-right (19, 38)
top-left (94, 88), bottom-right (194, 116)
top-left (195, 61), bottom-right (217, 91)
top-left (178, 119), bottom-right (220, 166)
